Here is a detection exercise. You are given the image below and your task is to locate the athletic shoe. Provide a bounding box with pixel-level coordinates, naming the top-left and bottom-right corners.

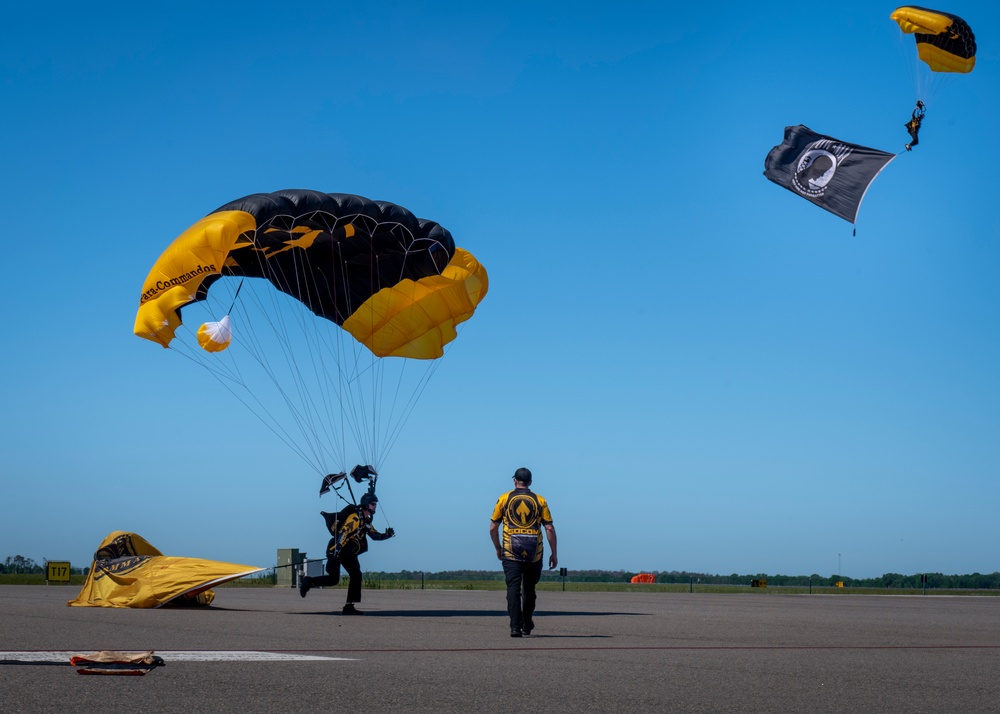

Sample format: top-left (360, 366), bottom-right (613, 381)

top-left (298, 576), bottom-right (312, 598)
top-left (342, 603), bottom-right (364, 615)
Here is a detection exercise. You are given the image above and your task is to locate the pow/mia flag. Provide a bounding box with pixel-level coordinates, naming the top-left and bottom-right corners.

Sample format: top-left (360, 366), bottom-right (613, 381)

top-left (764, 125), bottom-right (896, 224)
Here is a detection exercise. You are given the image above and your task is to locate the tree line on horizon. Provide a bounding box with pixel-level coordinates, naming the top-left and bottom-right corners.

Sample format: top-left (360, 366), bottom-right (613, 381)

top-left (1, 556), bottom-right (89, 575)
top-left (385, 568), bottom-right (1000, 590)
top-left (4, 556), bottom-right (998, 590)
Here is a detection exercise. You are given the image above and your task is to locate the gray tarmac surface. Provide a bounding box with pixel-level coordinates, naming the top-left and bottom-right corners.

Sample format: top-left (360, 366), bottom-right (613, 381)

top-left (2, 584), bottom-right (999, 713)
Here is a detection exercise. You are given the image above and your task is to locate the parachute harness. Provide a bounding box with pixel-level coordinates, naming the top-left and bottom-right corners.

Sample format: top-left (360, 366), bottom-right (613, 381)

top-left (319, 465), bottom-right (391, 557)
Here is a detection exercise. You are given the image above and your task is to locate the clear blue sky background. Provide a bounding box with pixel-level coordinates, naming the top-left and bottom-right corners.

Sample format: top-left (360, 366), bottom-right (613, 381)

top-left (2, 2), bottom-right (998, 579)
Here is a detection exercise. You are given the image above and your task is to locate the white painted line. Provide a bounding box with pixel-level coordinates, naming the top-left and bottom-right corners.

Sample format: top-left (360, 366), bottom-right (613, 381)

top-left (161, 651), bottom-right (356, 661)
top-left (1, 651), bottom-right (355, 662)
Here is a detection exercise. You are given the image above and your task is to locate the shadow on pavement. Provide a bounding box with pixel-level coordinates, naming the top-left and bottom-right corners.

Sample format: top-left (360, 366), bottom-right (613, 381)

top-left (296, 609), bottom-right (646, 618)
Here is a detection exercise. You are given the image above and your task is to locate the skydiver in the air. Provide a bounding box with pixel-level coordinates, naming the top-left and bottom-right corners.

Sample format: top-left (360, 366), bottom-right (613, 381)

top-left (904, 100), bottom-right (925, 151)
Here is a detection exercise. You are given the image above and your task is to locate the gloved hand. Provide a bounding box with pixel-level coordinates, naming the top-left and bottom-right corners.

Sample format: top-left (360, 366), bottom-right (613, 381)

top-left (385, 527), bottom-right (396, 538)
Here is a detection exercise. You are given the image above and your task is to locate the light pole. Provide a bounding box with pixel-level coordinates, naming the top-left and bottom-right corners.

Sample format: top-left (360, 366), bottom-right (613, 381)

top-left (838, 553), bottom-right (841, 575)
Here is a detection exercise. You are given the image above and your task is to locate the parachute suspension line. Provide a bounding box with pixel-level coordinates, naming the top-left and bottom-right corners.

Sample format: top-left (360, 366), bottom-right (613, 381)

top-left (220, 247), bottom-right (343, 474)
top-left (226, 279), bottom-right (245, 314)
top-left (241, 262), bottom-right (326, 469)
top-left (170, 336), bottom-right (321, 471)
top-left (894, 26), bottom-right (920, 105)
top-left (374, 242), bottom-right (411, 466)
top-left (367, 227), bottom-right (414, 471)
top-left (331, 222), bottom-right (380, 470)
top-left (329, 238), bottom-right (377, 469)
top-left (237, 281), bottom-right (334, 473)
top-left (168, 285), bottom-right (325, 473)
top-left (365, 229), bottom-right (380, 468)
top-left (338, 332), bottom-right (376, 470)
top-left (374, 271), bottom-right (431, 466)
top-left (265, 247), bottom-right (349, 471)
top-left (309, 246), bottom-right (366, 474)
top-left (308, 223), bottom-right (395, 473)
top-left (366, 347), bottom-right (385, 470)
top-left (295, 227), bottom-right (358, 474)
top-left (331, 218), bottom-right (442, 473)
top-left (288, 245), bottom-right (349, 470)
top-left (367, 234), bottom-right (458, 468)
top-left (328, 311), bottom-right (350, 471)
top-left (378, 351), bottom-right (443, 465)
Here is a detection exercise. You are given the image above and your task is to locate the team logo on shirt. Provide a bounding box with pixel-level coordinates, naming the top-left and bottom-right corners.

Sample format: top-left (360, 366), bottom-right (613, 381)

top-left (506, 494), bottom-right (540, 528)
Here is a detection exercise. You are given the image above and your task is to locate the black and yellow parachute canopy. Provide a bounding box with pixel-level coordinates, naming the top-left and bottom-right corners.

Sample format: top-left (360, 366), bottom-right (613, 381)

top-left (891, 6), bottom-right (976, 73)
top-left (134, 190), bottom-right (488, 359)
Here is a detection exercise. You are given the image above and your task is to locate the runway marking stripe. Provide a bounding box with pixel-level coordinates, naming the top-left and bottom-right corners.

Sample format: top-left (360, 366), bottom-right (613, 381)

top-left (4, 645), bottom-right (997, 662)
top-left (0, 651), bottom-right (355, 662)
top-left (266, 644), bottom-right (1000, 653)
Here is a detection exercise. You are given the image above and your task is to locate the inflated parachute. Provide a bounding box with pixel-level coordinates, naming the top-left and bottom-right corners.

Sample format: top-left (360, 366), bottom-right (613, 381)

top-left (134, 190), bottom-right (488, 476)
top-left (890, 7), bottom-right (976, 149)
top-left (135, 191), bottom-right (487, 359)
top-left (891, 6), bottom-right (976, 74)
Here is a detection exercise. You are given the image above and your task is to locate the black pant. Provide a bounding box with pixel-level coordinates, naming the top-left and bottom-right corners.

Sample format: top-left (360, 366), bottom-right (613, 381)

top-left (502, 559), bottom-right (543, 630)
top-left (308, 551), bottom-right (363, 603)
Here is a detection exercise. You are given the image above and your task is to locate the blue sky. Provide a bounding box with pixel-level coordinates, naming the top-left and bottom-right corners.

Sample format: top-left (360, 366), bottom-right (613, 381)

top-left (2, 2), bottom-right (998, 579)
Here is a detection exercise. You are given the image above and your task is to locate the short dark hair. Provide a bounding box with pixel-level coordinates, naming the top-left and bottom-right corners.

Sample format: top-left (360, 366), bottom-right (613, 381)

top-left (513, 467), bottom-right (532, 484)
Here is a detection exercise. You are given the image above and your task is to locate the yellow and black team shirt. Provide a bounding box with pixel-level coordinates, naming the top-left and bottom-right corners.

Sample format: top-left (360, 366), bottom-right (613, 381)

top-left (325, 505), bottom-right (390, 558)
top-left (491, 488), bottom-right (553, 563)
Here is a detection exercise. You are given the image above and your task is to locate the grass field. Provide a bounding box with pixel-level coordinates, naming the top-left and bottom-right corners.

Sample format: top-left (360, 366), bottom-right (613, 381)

top-left (7, 572), bottom-right (995, 597)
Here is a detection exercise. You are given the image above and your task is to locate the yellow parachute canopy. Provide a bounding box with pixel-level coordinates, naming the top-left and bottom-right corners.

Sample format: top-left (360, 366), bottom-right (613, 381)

top-left (68, 531), bottom-right (264, 608)
top-left (343, 247), bottom-right (488, 358)
top-left (132, 191), bottom-right (490, 475)
top-left (891, 6), bottom-right (976, 73)
top-left (134, 211), bottom-right (255, 349)
top-left (134, 191), bottom-right (489, 360)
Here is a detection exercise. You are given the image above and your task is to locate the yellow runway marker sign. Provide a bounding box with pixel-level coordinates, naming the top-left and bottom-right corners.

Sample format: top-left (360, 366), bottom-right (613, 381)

top-left (46, 561), bottom-right (71, 584)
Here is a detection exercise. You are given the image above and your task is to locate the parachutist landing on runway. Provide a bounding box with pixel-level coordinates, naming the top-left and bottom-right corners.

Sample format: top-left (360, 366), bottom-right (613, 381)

top-left (904, 101), bottom-right (925, 151)
top-left (300, 491), bottom-right (395, 615)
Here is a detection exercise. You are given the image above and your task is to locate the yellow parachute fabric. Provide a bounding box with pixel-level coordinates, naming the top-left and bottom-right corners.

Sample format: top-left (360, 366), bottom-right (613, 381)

top-left (891, 6), bottom-right (976, 73)
top-left (343, 247), bottom-right (489, 358)
top-left (134, 211), bottom-right (255, 348)
top-left (68, 531), bottom-right (264, 608)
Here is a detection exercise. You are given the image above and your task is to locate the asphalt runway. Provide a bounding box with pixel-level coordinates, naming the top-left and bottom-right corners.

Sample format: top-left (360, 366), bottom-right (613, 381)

top-left (3, 584), bottom-right (999, 713)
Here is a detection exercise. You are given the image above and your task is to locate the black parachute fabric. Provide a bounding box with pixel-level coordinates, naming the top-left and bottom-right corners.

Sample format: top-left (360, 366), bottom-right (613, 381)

top-left (202, 191), bottom-right (454, 329)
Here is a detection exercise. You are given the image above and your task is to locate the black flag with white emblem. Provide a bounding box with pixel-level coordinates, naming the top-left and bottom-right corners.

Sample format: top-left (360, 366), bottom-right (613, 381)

top-left (764, 125), bottom-right (896, 224)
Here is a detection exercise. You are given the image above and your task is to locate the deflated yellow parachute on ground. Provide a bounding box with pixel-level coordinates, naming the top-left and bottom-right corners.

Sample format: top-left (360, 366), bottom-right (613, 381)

top-left (891, 6), bottom-right (976, 74)
top-left (68, 531), bottom-right (264, 608)
top-left (134, 190), bottom-right (489, 475)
